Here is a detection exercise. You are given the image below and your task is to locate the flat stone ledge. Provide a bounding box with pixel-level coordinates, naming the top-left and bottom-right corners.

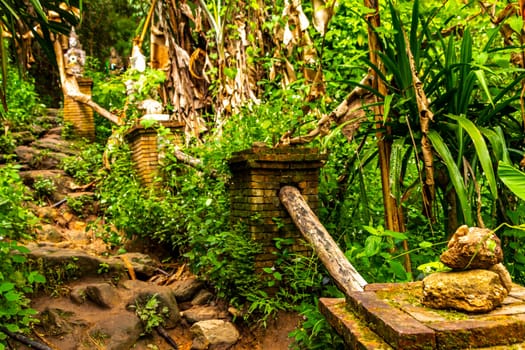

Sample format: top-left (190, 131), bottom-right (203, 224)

top-left (320, 282), bottom-right (525, 349)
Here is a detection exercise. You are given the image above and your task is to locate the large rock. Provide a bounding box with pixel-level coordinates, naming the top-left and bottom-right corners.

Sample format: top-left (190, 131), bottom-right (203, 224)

top-left (87, 311), bottom-right (142, 350)
top-left (440, 225), bottom-right (503, 269)
top-left (182, 305), bottom-right (228, 324)
top-left (26, 244), bottom-right (158, 280)
top-left (190, 319), bottom-right (240, 350)
top-left (122, 279), bottom-right (181, 328)
top-left (84, 283), bottom-right (120, 308)
top-left (169, 277), bottom-right (204, 302)
top-left (422, 269), bottom-right (508, 312)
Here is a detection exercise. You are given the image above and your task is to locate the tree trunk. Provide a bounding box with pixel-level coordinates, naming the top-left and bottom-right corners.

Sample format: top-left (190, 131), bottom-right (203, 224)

top-left (279, 186), bottom-right (367, 295)
top-left (364, 0), bottom-right (411, 273)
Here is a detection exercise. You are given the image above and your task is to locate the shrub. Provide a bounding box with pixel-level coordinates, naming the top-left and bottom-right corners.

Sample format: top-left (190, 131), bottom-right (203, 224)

top-left (0, 165), bottom-right (45, 347)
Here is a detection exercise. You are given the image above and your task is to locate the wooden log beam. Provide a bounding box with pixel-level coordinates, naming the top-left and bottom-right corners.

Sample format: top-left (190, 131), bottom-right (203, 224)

top-left (279, 185), bottom-right (367, 294)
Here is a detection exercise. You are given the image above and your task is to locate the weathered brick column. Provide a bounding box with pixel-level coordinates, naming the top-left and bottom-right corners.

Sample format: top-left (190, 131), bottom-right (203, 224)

top-left (228, 144), bottom-right (327, 274)
top-left (125, 121), bottom-right (184, 186)
top-left (63, 77), bottom-right (95, 141)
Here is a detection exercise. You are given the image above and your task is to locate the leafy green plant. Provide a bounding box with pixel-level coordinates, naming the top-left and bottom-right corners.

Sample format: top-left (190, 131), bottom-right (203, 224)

top-left (61, 121), bottom-right (75, 140)
top-left (67, 195), bottom-right (94, 217)
top-left (0, 164), bottom-right (37, 241)
top-left (61, 142), bottom-right (103, 184)
top-left (0, 165), bottom-right (45, 348)
top-left (289, 301), bottom-right (345, 350)
top-left (33, 176), bottom-right (56, 200)
top-left (4, 68), bottom-right (45, 129)
top-left (0, 132), bottom-right (15, 156)
top-left (0, 242), bottom-right (46, 348)
top-left (134, 294), bottom-right (169, 335)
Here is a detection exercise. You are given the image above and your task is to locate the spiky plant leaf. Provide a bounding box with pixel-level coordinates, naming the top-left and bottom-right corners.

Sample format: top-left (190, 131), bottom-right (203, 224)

top-left (448, 114), bottom-right (497, 199)
top-left (428, 130), bottom-right (473, 225)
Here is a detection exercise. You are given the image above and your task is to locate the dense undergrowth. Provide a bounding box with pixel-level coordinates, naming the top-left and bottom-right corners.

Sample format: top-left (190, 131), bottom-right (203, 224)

top-left (0, 70), bottom-right (47, 349)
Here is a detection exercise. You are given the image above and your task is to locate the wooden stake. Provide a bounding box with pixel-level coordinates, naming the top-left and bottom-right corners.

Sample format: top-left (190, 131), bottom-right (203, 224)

top-left (279, 185), bottom-right (367, 295)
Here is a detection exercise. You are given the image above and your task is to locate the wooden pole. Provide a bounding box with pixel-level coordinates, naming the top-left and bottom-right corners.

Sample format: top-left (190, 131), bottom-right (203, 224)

top-left (279, 186), bottom-right (367, 294)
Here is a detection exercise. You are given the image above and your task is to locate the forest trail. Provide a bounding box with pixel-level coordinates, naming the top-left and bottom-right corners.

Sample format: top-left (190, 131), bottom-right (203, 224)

top-left (10, 109), bottom-right (300, 350)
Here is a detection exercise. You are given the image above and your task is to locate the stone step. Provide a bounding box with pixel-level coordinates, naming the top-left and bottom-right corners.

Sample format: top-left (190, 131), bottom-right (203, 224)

top-left (320, 282), bottom-right (525, 349)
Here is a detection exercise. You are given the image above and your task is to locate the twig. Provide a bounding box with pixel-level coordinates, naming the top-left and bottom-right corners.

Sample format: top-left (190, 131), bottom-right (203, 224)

top-left (51, 198), bottom-right (67, 208)
top-left (0, 327), bottom-right (53, 350)
top-left (172, 147), bottom-right (218, 179)
top-left (156, 325), bottom-right (179, 350)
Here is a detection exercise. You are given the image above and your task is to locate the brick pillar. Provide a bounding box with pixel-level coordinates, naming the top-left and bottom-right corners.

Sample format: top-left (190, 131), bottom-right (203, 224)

top-left (228, 144), bottom-right (327, 275)
top-left (63, 77), bottom-right (95, 141)
top-left (125, 121), bottom-right (184, 186)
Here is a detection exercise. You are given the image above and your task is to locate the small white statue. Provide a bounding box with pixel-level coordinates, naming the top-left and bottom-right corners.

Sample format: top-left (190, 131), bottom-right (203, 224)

top-left (64, 27), bottom-right (85, 77)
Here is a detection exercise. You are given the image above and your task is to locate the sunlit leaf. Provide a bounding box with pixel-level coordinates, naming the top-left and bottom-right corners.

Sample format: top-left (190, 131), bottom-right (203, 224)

top-left (498, 162), bottom-right (525, 201)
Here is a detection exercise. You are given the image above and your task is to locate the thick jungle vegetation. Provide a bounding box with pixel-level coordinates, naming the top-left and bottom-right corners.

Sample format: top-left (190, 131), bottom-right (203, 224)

top-left (1, 0), bottom-right (525, 348)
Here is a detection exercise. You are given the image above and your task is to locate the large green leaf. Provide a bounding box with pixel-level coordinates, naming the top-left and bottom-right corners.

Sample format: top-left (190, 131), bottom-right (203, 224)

top-left (428, 130), bottom-right (473, 225)
top-left (448, 114), bottom-right (498, 199)
top-left (498, 162), bottom-right (525, 201)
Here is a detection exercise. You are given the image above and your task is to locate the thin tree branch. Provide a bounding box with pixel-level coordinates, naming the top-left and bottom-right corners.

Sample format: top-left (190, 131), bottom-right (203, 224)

top-left (0, 327), bottom-right (53, 350)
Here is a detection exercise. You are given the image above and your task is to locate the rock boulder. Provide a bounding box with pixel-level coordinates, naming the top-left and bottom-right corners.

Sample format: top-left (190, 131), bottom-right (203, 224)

top-left (422, 269), bottom-right (508, 313)
top-left (440, 225), bottom-right (503, 269)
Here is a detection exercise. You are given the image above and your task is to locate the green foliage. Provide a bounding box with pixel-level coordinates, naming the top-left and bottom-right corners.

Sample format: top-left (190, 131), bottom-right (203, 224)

top-left (67, 195), bottom-right (94, 217)
top-left (33, 176), bottom-right (56, 200)
top-left (61, 121), bottom-right (75, 140)
top-left (78, 0), bottom-right (141, 66)
top-left (0, 132), bottom-right (15, 156)
top-left (0, 165), bottom-right (45, 345)
top-left (134, 294), bottom-right (170, 335)
top-left (289, 301), bottom-right (345, 350)
top-left (0, 164), bottom-right (37, 241)
top-left (3, 68), bottom-right (45, 129)
top-left (92, 67), bottom-right (166, 122)
top-left (0, 242), bottom-right (45, 346)
top-left (61, 142), bottom-right (103, 184)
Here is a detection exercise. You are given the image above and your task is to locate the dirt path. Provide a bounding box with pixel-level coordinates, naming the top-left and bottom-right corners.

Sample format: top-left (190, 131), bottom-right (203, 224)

top-left (8, 109), bottom-right (301, 350)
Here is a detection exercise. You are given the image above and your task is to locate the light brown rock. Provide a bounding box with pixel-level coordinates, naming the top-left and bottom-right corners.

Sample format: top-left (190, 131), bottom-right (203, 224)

top-left (422, 269), bottom-right (508, 313)
top-left (440, 225), bottom-right (503, 269)
top-left (190, 319), bottom-right (240, 350)
top-left (182, 305), bottom-right (228, 324)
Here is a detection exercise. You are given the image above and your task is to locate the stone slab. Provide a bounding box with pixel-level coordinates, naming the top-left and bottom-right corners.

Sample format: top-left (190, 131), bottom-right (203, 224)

top-left (319, 298), bottom-right (393, 349)
top-left (346, 290), bottom-right (436, 349)
top-left (321, 282), bottom-right (525, 349)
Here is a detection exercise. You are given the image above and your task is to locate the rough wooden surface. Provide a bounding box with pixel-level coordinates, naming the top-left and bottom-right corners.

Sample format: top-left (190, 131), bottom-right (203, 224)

top-left (279, 185), bottom-right (367, 294)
